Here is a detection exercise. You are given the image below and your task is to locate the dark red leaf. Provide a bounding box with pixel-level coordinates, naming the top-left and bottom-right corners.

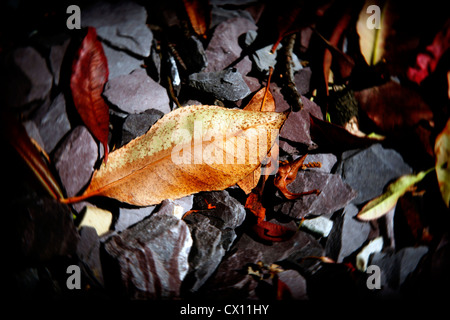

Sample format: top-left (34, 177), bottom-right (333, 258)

top-left (310, 114), bottom-right (378, 152)
top-left (354, 81), bottom-right (434, 133)
top-left (70, 27), bottom-right (110, 162)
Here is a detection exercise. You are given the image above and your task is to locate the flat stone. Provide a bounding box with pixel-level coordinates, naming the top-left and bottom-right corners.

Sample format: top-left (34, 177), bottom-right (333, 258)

top-left (49, 37), bottom-right (70, 86)
top-left (77, 226), bottom-right (104, 285)
top-left (370, 246), bottom-right (428, 296)
top-left (204, 17), bottom-right (257, 75)
top-left (1, 46), bottom-right (53, 108)
top-left (295, 67), bottom-right (312, 95)
top-left (298, 153), bottom-right (337, 173)
top-left (278, 270), bottom-right (308, 299)
top-left (275, 171), bottom-right (357, 219)
top-left (188, 68), bottom-right (251, 102)
top-left (202, 230), bottom-right (320, 299)
top-left (104, 209), bottom-right (192, 299)
top-left (278, 95), bottom-right (323, 154)
top-left (120, 109), bottom-right (164, 147)
top-left (326, 203), bottom-right (371, 262)
top-left (115, 205), bottom-right (155, 232)
top-left (211, 4), bottom-right (255, 28)
top-left (184, 214), bottom-right (225, 292)
top-left (104, 69), bottom-right (171, 114)
top-left (102, 43), bottom-right (144, 80)
top-left (335, 144), bottom-right (413, 205)
top-left (81, 1), bottom-right (153, 57)
top-left (53, 126), bottom-right (98, 197)
top-left (31, 93), bottom-right (71, 153)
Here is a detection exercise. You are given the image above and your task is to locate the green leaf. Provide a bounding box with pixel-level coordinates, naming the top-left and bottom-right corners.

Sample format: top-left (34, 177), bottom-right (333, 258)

top-left (357, 169), bottom-right (433, 221)
top-left (435, 118), bottom-right (450, 207)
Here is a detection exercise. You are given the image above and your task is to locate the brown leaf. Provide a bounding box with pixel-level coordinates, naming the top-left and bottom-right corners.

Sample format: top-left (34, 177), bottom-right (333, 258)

top-left (237, 85), bottom-right (276, 194)
top-left (70, 27), bottom-right (110, 162)
top-left (1, 112), bottom-right (64, 200)
top-left (354, 81), bottom-right (434, 133)
top-left (310, 114), bottom-right (379, 153)
top-left (274, 154), bottom-right (321, 200)
top-left (63, 105), bottom-right (287, 206)
top-left (182, 0), bottom-right (211, 39)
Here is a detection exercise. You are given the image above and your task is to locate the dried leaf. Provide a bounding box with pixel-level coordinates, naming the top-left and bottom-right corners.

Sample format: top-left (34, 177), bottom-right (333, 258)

top-left (182, 0), bottom-right (210, 39)
top-left (274, 154), bottom-right (321, 200)
top-left (1, 112), bottom-right (64, 200)
top-left (354, 81), bottom-right (434, 132)
top-left (356, 0), bottom-right (392, 66)
top-left (63, 105), bottom-right (287, 206)
top-left (435, 118), bottom-right (450, 207)
top-left (310, 114), bottom-right (382, 153)
top-left (357, 169), bottom-right (433, 221)
top-left (252, 220), bottom-right (295, 242)
top-left (238, 86), bottom-right (276, 194)
top-left (70, 27), bottom-right (110, 162)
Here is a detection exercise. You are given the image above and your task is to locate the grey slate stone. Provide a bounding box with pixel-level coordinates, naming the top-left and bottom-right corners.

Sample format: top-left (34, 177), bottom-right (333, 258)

top-left (326, 203), bottom-right (371, 262)
top-left (188, 68), bottom-right (251, 102)
top-left (275, 171), bottom-right (357, 219)
top-left (104, 69), bottom-right (171, 114)
top-left (32, 93), bottom-right (71, 153)
top-left (53, 126), bottom-right (98, 197)
top-left (104, 209), bottom-right (192, 299)
top-left (204, 17), bottom-right (257, 75)
top-left (120, 109), bottom-right (164, 147)
top-left (102, 43), bottom-right (144, 80)
top-left (81, 1), bottom-right (153, 57)
top-left (335, 144), bottom-right (413, 205)
top-left (2, 46), bottom-right (53, 108)
top-left (115, 206), bottom-right (156, 232)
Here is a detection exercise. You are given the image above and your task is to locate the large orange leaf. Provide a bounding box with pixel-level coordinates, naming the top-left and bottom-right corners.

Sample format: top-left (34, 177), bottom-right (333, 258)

top-left (63, 105), bottom-right (287, 206)
top-left (70, 27), bottom-right (110, 162)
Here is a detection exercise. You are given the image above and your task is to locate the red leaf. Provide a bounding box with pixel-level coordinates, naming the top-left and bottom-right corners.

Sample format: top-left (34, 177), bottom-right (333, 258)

top-left (407, 19), bottom-right (450, 85)
top-left (252, 220), bottom-right (295, 242)
top-left (70, 27), bottom-right (110, 162)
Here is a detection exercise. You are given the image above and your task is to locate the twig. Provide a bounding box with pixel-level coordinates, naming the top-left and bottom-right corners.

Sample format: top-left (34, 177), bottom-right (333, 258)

top-left (283, 33), bottom-right (303, 112)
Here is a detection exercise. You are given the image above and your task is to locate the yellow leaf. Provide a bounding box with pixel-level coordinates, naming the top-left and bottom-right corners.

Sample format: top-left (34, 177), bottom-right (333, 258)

top-left (435, 118), bottom-right (450, 207)
top-left (357, 169), bottom-right (432, 221)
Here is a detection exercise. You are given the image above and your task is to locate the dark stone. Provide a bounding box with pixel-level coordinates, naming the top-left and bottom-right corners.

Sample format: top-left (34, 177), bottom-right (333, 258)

top-left (184, 214), bottom-right (225, 292)
top-left (120, 109), bottom-right (164, 147)
top-left (277, 93), bottom-right (323, 154)
top-left (326, 203), bottom-right (371, 262)
top-left (49, 37), bottom-right (70, 86)
top-left (295, 67), bottom-right (312, 95)
top-left (335, 144), bottom-right (412, 205)
top-left (104, 209), bottom-right (192, 299)
top-left (81, 1), bottom-right (153, 57)
top-left (115, 206), bottom-right (155, 232)
top-left (6, 197), bottom-right (79, 265)
top-left (188, 68), bottom-right (251, 102)
top-left (104, 69), bottom-right (171, 114)
top-left (53, 126), bottom-right (98, 197)
top-left (1, 46), bottom-right (53, 108)
top-left (102, 43), bottom-right (144, 80)
top-left (369, 246), bottom-right (428, 297)
top-left (275, 171), bottom-right (357, 219)
top-left (204, 17), bottom-right (257, 75)
top-left (278, 270), bottom-right (308, 299)
top-left (202, 230), bottom-right (321, 299)
top-left (31, 93), bottom-right (71, 153)
top-left (77, 226), bottom-right (104, 285)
